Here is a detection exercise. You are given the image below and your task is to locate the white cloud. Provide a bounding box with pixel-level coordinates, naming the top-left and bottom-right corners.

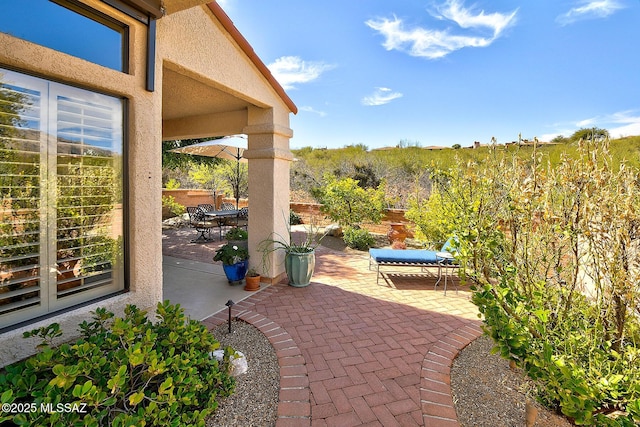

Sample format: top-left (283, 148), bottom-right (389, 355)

top-left (556, 0), bottom-right (625, 25)
top-left (365, 0), bottom-right (517, 59)
top-left (607, 110), bottom-right (640, 138)
top-left (361, 87), bottom-right (403, 106)
top-left (544, 110), bottom-right (640, 140)
top-left (267, 56), bottom-right (335, 90)
top-left (539, 132), bottom-right (565, 142)
top-left (576, 117), bottom-right (598, 127)
top-left (434, 0), bottom-right (517, 36)
top-left (299, 106), bottom-right (327, 117)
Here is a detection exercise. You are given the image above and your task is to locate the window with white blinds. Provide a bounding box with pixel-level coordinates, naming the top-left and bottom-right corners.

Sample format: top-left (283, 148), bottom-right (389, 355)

top-left (0, 68), bottom-right (125, 329)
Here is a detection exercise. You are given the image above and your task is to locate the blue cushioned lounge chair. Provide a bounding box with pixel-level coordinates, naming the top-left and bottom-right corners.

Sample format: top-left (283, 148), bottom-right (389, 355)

top-left (368, 239), bottom-right (459, 294)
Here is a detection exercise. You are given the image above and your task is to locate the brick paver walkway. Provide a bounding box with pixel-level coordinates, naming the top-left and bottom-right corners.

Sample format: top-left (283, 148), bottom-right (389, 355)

top-left (164, 227), bottom-right (482, 426)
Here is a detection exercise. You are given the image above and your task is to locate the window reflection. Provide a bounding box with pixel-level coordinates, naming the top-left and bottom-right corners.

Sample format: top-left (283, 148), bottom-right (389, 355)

top-left (0, 0), bottom-right (126, 72)
top-left (0, 67), bottom-right (125, 328)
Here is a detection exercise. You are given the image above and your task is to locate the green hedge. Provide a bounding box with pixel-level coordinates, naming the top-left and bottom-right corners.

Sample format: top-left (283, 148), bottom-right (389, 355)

top-left (0, 301), bottom-right (234, 426)
top-left (343, 226), bottom-right (375, 250)
top-left (411, 140), bottom-right (640, 425)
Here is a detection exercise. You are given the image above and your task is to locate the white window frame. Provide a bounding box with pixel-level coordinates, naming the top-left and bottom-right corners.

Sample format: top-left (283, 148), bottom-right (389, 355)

top-left (0, 68), bottom-right (125, 329)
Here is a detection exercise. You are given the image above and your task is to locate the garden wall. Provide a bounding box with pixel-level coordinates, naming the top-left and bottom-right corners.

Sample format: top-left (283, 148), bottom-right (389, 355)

top-left (162, 189), bottom-right (247, 212)
top-left (162, 191), bottom-right (414, 238)
top-left (289, 202), bottom-right (414, 237)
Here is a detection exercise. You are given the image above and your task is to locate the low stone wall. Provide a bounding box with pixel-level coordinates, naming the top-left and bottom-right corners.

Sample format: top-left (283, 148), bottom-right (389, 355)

top-left (162, 193), bottom-right (415, 238)
top-left (162, 189), bottom-right (248, 210)
top-left (289, 202), bottom-right (415, 238)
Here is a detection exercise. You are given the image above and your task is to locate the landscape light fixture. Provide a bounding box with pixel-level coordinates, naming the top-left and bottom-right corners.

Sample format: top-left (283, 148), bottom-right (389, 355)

top-left (225, 299), bottom-right (235, 333)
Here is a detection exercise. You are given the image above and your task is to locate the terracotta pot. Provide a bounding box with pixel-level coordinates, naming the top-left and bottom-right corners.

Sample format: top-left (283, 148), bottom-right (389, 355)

top-left (387, 223), bottom-right (408, 244)
top-left (244, 275), bottom-right (261, 291)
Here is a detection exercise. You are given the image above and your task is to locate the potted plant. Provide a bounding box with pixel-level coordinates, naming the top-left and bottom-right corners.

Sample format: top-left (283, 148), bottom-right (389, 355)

top-left (213, 243), bottom-right (249, 285)
top-left (258, 223), bottom-right (327, 287)
top-left (225, 227), bottom-right (248, 251)
top-left (244, 267), bottom-right (261, 291)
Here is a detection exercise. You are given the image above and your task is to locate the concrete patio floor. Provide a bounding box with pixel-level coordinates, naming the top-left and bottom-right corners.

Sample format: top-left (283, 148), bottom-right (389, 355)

top-left (162, 226), bottom-right (483, 427)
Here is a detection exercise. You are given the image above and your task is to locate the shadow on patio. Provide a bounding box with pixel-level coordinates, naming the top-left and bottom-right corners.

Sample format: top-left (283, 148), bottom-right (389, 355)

top-left (162, 227), bottom-right (268, 321)
top-left (163, 225), bottom-right (484, 426)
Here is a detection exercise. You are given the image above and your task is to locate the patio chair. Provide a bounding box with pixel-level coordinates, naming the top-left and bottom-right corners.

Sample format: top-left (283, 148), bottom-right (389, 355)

top-left (198, 204), bottom-right (226, 240)
top-left (186, 206), bottom-right (215, 243)
top-left (220, 202), bottom-right (237, 226)
top-left (368, 238), bottom-right (459, 294)
top-left (236, 207), bottom-right (248, 230)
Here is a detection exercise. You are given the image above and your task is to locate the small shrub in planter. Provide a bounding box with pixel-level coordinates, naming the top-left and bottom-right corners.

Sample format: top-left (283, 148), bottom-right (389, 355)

top-left (224, 227), bottom-right (248, 241)
top-left (0, 301), bottom-right (235, 427)
top-left (214, 243), bottom-right (249, 265)
top-left (343, 226), bottom-right (375, 250)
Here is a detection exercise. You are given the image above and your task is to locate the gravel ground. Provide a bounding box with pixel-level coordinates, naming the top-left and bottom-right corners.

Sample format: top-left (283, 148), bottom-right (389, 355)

top-left (451, 335), bottom-right (574, 427)
top-left (206, 320), bottom-right (279, 427)
top-left (203, 320), bottom-right (574, 427)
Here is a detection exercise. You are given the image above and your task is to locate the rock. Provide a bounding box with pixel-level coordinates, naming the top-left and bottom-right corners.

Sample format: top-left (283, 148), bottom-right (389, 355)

top-left (162, 213), bottom-right (189, 229)
top-left (325, 224), bottom-right (343, 237)
top-left (210, 349), bottom-right (248, 376)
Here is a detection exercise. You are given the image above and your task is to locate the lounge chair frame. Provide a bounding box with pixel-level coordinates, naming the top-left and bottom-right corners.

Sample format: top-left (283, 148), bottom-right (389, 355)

top-left (368, 248), bottom-right (459, 294)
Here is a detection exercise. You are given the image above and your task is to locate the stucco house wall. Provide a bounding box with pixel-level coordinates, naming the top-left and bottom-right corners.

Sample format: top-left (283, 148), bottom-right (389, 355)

top-left (0, 0), bottom-right (295, 366)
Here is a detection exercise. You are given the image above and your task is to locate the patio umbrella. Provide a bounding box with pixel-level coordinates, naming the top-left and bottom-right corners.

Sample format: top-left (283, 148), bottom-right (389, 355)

top-left (170, 135), bottom-right (248, 209)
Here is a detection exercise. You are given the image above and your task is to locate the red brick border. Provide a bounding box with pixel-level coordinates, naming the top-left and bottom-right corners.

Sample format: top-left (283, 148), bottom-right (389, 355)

top-left (420, 323), bottom-right (483, 426)
top-left (202, 283), bottom-right (483, 427)
top-left (201, 285), bottom-right (311, 427)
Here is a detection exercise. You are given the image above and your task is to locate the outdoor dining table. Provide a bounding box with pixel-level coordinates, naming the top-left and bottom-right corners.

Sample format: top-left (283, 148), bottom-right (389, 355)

top-left (203, 210), bottom-right (240, 220)
top-left (203, 210), bottom-right (240, 240)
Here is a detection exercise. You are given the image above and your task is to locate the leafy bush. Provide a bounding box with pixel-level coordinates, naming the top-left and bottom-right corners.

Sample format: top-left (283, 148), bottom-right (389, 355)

top-left (164, 178), bottom-right (181, 189)
top-left (289, 210), bottom-right (302, 225)
top-left (313, 174), bottom-right (386, 227)
top-left (161, 195), bottom-right (186, 217)
top-left (290, 136), bottom-right (640, 209)
top-left (405, 190), bottom-right (452, 244)
top-left (214, 243), bottom-right (249, 265)
top-left (225, 227), bottom-right (248, 241)
top-left (0, 302), bottom-right (235, 426)
top-left (420, 141), bottom-right (640, 425)
top-left (188, 163), bottom-right (233, 200)
top-left (343, 226), bottom-right (375, 250)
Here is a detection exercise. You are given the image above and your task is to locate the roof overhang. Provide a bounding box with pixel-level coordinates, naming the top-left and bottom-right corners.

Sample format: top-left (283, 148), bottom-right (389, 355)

top-left (206, 2), bottom-right (297, 114)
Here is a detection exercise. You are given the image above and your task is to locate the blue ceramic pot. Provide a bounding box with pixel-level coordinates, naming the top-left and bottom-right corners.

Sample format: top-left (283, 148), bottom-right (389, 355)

top-left (222, 260), bottom-right (248, 285)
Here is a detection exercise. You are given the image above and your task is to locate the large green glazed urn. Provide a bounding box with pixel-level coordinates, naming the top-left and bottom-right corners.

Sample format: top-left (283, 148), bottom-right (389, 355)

top-left (285, 250), bottom-right (315, 287)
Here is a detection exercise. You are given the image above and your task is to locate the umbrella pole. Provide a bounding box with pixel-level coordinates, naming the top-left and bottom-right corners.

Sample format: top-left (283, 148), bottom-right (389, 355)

top-left (235, 152), bottom-right (240, 210)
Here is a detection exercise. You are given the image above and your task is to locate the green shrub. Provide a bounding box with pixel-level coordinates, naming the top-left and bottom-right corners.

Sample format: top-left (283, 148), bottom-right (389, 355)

top-left (343, 226), bottom-right (375, 250)
top-left (289, 210), bottom-right (302, 225)
top-left (313, 174), bottom-right (386, 227)
top-left (405, 190), bottom-right (452, 244)
top-left (164, 178), bottom-right (181, 189)
top-left (424, 141), bottom-right (640, 425)
top-left (162, 195), bottom-right (186, 217)
top-left (225, 227), bottom-right (248, 241)
top-left (0, 301), bottom-right (235, 426)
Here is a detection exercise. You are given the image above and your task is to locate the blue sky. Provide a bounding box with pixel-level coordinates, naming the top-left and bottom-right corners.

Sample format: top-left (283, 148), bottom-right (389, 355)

top-left (219, 0), bottom-right (640, 149)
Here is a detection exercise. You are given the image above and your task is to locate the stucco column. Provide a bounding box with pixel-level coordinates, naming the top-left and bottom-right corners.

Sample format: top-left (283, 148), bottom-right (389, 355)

top-left (243, 107), bottom-right (294, 282)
